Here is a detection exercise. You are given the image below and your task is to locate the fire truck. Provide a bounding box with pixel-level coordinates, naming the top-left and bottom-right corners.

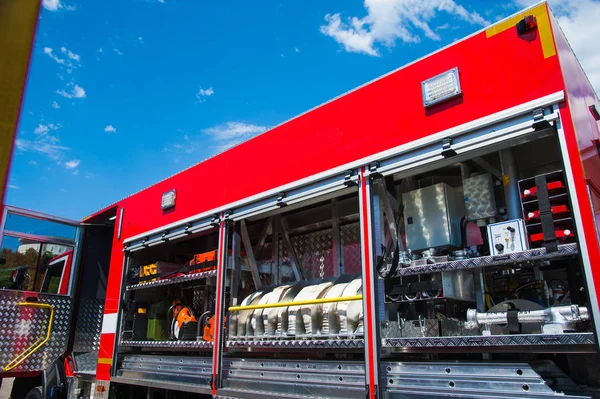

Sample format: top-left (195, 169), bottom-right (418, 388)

top-left (2, 2), bottom-right (600, 398)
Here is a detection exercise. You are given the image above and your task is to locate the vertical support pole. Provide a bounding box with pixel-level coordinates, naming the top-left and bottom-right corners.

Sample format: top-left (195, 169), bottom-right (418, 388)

top-left (211, 215), bottom-right (228, 394)
top-left (230, 229), bottom-right (241, 307)
top-left (358, 167), bottom-right (381, 399)
top-left (500, 148), bottom-right (521, 220)
top-left (272, 217), bottom-right (280, 285)
top-left (332, 199), bottom-right (343, 277)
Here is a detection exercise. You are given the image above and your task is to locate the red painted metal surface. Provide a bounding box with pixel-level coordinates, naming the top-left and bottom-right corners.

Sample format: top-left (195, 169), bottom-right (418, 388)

top-left (95, 332), bottom-right (115, 381)
top-left (550, 13), bottom-right (600, 319)
top-left (92, 9), bottom-right (563, 244)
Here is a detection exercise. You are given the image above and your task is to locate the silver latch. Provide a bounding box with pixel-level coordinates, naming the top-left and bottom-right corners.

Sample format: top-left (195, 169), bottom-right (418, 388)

top-left (276, 192), bottom-right (287, 207)
top-left (441, 137), bottom-right (457, 158)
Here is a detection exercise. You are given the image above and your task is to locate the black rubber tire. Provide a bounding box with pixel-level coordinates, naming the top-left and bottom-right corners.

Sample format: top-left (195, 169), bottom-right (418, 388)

top-left (25, 386), bottom-right (43, 399)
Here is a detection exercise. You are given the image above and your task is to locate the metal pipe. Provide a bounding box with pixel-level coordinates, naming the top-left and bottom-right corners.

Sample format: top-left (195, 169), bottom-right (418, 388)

top-left (499, 148), bottom-right (521, 220)
top-left (466, 305), bottom-right (590, 326)
top-left (228, 295), bottom-right (362, 312)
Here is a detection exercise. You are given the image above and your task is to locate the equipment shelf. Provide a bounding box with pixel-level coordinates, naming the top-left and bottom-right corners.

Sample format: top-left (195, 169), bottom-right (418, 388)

top-left (119, 340), bottom-right (214, 349)
top-left (393, 243), bottom-right (578, 278)
top-left (227, 338), bottom-right (365, 350)
top-left (125, 269), bottom-right (217, 291)
top-left (382, 332), bottom-right (596, 352)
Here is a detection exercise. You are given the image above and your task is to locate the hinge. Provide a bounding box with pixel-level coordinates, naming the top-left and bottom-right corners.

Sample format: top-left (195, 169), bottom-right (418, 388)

top-left (532, 107), bottom-right (551, 130)
top-left (344, 170), bottom-right (357, 187)
top-left (441, 137), bottom-right (457, 158)
top-left (210, 216), bottom-right (220, 227)
top-left (367, 161), bottom-right (381, 178)
top-left (276, 192), bottom-right (287, 207)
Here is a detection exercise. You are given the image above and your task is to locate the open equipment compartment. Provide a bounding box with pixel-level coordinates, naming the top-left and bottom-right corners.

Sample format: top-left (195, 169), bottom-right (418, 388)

top-left (374, 112), bottom-right (598, 395)
top-left (221, 188), bottom-right (369, 398)
top-left (113, 227), bottom-right (221, 391)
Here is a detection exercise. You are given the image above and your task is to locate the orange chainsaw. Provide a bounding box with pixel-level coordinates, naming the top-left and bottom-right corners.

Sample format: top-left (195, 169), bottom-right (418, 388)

top-left (168, 300), bottom-right (198, 340)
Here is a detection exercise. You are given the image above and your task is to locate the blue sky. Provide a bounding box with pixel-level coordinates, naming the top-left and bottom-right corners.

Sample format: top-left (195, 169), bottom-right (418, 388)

top-left (5, 0), bottom-right (599, 220)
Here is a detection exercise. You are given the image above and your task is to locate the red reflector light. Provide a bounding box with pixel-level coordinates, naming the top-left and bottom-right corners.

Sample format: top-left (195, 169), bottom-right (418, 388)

top-left (516, 15), bottom-right (537, 35)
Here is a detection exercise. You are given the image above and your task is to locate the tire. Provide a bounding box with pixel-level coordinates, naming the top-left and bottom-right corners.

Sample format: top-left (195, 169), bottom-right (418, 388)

top-left (25, 386), bottom-right (43, 399)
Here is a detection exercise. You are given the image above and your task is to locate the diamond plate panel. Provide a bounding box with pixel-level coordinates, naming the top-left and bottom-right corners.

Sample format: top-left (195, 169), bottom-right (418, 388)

top-left (283, 229), bottom-right (333, 280)
top-left (382, 332), bottom-right (596, 348)
top-left (74, 351), bottom-right (99, 375)
top-left (341, 223), bottom-right (361, 275)
top-left (394, 243), bottom-right (578, 277)
top-left (227, 338), bottom-right (364, 349)
top-left (72, 298), bottom-right (104, 353)
top-left (463, 174), bottom-right (497, 220)
top-left (0, 290), bottom-right (72, 373)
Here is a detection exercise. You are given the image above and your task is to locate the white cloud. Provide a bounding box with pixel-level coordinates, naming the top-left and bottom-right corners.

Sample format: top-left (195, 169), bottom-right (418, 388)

top-left (16, 123), bottom-right (68, 161)
top-left (158, 0), bottom-right (165, 3)
top-left (72, 169), bottom-right (79, 175)
top-left (16, 139), bottom-right (68, 161)
top-left (28, 160), bottom-right (38, 166)
top-left (104, 125), bottom-right (117, 133)
top-left (44, 46), bottom-right (80, 72)
top-left (8, 185), bottom-right (19, 189)
top-left (138, 37), bottom-right (144, 43)
top-left (60, 46), bottom-right (80, 62)
top-left (60, 188), bottom-right (67, 192)
top-left (43, 47), bottom-right (66, 64)
top-left (56, 84), bottom-right (86, 99)
top-left (280, 53), bottom-right (285, 57)
top-left (34, 124), bottom-right (49, 135)
top-left (98, 48), bottom-right (103, 53)
top-left (114, 48), bottom-right (123, 55)
top-left (52, 101), bottom-right (61, 109)
top-left (295, 47), bottom-right (300, 52)
top-left (34, 123), bottom-right (59, 135)
top-left (85, 173), bottom-right (93, 179)
top-left (42, 0), bottom-right (60, 11)
top-left (43, 0), bottom-right (74, 11)
top-left (196, 87), bottom-right (214, 102)
top-left (203, 121), bottom-right (267, 152)
top-left (321, 0), bottom-right (489, 56)
top-left (65, 159), bottom-right (80, 169)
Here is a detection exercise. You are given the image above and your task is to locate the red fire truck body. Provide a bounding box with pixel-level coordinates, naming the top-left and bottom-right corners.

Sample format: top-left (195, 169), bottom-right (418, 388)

top-left (2, 2), bottom-right (600, 399)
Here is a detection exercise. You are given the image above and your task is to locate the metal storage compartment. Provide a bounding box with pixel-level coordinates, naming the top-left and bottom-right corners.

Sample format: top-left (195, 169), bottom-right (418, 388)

top-left (402, 183), bottom-right (463, 252)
